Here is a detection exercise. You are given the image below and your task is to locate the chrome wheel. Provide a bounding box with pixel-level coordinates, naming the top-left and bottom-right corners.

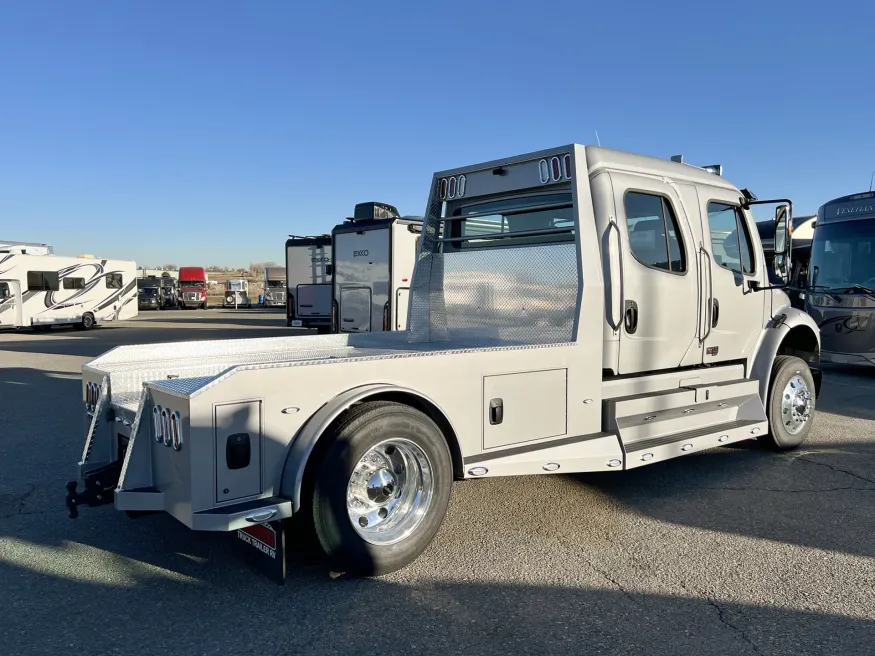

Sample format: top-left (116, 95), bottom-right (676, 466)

top-left (781, 374), bottom-right (812, 435)
top-left (346, 438), bottom-right (434, 546)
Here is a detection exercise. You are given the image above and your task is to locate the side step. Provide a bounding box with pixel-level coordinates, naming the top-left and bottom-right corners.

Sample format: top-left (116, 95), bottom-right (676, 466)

top-left (623, 418), bottom-right (767, 469)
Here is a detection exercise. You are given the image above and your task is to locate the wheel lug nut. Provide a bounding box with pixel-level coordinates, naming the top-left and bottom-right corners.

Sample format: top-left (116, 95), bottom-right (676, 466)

top-left (358, 516), bottom-right (368, 527)
top-left (378, 508), bottom-right (388, 519)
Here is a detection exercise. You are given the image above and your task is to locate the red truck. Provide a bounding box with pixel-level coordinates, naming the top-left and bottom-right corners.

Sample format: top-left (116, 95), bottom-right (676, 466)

top-left (177, 266), bottom-right (209, 309)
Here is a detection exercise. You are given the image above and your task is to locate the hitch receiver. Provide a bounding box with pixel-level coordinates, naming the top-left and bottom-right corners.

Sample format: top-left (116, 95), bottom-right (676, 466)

top-left (65, 460), bottom-right (122, 519)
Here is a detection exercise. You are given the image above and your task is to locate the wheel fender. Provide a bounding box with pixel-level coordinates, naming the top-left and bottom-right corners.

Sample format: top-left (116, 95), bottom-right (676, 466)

top-left (749, 309), bottom-right (821, 406)
top-left (279, 383), bottom-right (457, 512)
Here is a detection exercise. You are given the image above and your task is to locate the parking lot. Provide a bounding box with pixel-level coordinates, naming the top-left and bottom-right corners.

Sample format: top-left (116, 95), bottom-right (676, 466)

top-left (1, 309), bottom-right (874, 656)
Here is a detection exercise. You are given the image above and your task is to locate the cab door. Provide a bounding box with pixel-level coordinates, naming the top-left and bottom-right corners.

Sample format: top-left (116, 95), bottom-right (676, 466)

top-left (698, 191), bottom-right (766, 363)
top-left (0, 280), bottom-right (23, 327)
top-left (611, 173), bottom-right (700, 374)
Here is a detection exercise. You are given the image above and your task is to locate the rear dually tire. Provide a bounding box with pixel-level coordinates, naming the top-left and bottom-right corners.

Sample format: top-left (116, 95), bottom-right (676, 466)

top-left (311, 401), bottom-right (453, 577)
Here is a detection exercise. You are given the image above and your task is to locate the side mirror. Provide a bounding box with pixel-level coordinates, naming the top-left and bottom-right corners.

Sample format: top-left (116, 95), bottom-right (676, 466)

top-left (774, 205), bottom-right (790, 254)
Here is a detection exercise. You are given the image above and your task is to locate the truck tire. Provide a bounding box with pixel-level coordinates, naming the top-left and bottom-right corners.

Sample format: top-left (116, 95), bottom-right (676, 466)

top-left (761, 355), bottom-right (816, 451)
top-left (311, 401), bottom-right (453, 576)
top-left (80, 313), bottom-right (95, 331)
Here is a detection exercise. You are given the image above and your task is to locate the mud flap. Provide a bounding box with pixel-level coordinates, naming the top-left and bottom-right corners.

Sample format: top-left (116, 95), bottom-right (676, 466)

top-left (231, 520), bottom-right (287, 584)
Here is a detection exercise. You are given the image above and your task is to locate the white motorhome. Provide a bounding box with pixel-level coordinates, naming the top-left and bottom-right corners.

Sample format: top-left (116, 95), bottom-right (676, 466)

top-left (0, 240), bottom-right (54, 256)
top-left (0, 253), bottom-right (137, 330)
top-left (67, 145), bottom-right (821, 582)
top-left (332, 202), bottom-right (422, 333)
top-left (285, 234), bottom-right (332, 332)
top-left (262, 266), bottom-right (287, 308)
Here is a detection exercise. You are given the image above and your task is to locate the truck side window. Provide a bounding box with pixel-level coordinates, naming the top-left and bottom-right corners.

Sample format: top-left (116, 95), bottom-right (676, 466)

top-left (623, 192), bottom-right (686, 273)
top-left (63, 277), bottom-right (85, 290)
top-left (106, 273), bottom-right (123, 289)
top-left (27, 271), bottom-right (60, 291)
top-left (707, 203), bottom-right (756, 275)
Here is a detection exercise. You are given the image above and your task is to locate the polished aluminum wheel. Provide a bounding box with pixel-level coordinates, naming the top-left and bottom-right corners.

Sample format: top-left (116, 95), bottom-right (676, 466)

top-left (781, 374), bottom-right (812, 435)
top-left (346, 438), bottom-right (434, 546)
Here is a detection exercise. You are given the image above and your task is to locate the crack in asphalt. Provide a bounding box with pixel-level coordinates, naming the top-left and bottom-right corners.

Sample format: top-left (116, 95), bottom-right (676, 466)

top-left (704, 596), bottom-right (764, 656)
top-left (792, 455), bottom-right (875, 485)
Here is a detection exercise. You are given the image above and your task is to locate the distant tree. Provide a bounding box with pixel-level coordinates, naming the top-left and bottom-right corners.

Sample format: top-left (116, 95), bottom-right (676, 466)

top-left (162, 264), bottom-right (178, 270)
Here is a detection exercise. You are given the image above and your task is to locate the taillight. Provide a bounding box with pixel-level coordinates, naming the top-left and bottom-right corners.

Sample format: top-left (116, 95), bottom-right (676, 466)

top-left (153, 405), bottom-right (163, 442)
top-left (538, 154), bottom-right (572, 184)
top-left (331, 299), bottom-right (338, 333)
top-left (563, 154), bottom-right (572, 179)
top-left (287, 294), bottom-right (295, 319)
top-left (85, 381), bottom-right (100, 410)
top-left (539, 159), bottom-right (550, 184)
top-left (170, 411), bottom-right (182, 451)
top-left (439, 175), bottom-right (466, 200)
top-left (550, 156), bottom-right (561, 182)
top-left (162, 409), bottom-right (172, 447)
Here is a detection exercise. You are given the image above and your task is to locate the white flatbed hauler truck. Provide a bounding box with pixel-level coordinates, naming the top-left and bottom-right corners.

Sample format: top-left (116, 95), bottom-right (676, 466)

top-left (66, 145), bottom-right (822, 581)
top-left (332, 202), bottom-right (422, 333)
top-left (285, 234), bottom-right (332, 332)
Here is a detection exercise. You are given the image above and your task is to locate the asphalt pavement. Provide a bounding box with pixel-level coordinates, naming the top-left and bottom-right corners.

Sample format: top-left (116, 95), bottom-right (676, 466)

top-left (1, 309), bottom-right (873, 656)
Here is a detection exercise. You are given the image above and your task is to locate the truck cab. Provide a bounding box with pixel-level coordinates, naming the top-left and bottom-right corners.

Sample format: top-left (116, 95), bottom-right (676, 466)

top-left (331, 202), bottom-right (422, 333)
top-left (222, 279), bottom-right (252, 308)
top-left (67, 144), bottom-right (821, 581)
top-left (178, 267), bottom-right (208, 309)
top-left (262, 267), bottom-right (287, 308)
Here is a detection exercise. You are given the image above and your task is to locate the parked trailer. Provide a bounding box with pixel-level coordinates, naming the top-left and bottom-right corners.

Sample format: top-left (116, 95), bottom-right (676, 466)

top-left (0, 253), bottom-right (137, 330)
top-left (222, 279), bottom-right (252, 308)
top-left (286, 234), bottom-right (332, 332)
top-left (262, 266), bottom-right (287, 308)
top-left (331, 202), bottom-right (422, 333)
top-left (66, 144), bottom-right (821, 581)
top-left (0, 240), bottom-right (54, 256)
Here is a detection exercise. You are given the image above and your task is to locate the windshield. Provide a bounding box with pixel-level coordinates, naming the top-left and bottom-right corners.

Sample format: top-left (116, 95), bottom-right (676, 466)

top-left (139, 288), bottom-right (159, 297)
top-left (266, 280), bottom-right (286, 288)
top-left (181, 280), bottom-right (205, 289)
top-left (810, 220), bottom-right (875, 290)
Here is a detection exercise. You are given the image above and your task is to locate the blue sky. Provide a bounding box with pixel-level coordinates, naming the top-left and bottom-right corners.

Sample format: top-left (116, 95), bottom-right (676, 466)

top-left (1, 1), bottom-right (873, 267)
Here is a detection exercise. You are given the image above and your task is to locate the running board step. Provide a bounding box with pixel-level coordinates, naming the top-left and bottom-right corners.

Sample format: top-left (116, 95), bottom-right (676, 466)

top-left (623, 419), bottom-right (767, 470)
top-left (604, 378), bottom-right (760, 429)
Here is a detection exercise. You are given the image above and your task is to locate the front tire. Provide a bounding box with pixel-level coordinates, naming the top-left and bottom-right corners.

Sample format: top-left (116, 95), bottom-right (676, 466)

top-left (81, 312), bottom-right (95, 331)
top-left (761, 355), bottom-right (815, 450)
top-left (311, 401), bottom-right (453, 576)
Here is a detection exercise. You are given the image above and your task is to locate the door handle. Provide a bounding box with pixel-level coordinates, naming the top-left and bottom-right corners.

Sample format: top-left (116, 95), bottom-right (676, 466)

top-left (489, 398), bottom-right (504, 425)
top-left (624, 300), bottom-right (639, 335)
top-left (712, 299), bottom-right (719, 327)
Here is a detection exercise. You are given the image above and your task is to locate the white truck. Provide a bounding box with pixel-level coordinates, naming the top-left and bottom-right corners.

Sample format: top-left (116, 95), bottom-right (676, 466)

top-left (66, 144), bottom-right (821, 582)
top-left (222, 279), bottom-right (252, 308)
top-left (1, 253), bottom-right (137, 330)
top-left (262, 266), bottom-right (287, 309)
top-left (285, 234), bottom-right (332, 332)
top-left (331, 202), bottom-right (422, 333)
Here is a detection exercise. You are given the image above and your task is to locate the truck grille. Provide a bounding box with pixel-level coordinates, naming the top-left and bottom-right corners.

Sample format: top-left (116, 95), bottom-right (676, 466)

top-left (183, 292), bottom-right (200, 302)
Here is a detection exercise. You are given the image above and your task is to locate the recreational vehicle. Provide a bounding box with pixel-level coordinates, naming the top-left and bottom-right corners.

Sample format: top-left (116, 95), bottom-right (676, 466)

top-left (222, 279), bottom-right (252, 308)
top-left (0, 253), bottom-right (137, 330)
top-left (262, 267), bottom-right (287, 308)
top-left (285, 234), bottom-right (332, 331)
top-left (331, 202), bottom-right (422, 333)
top-left (0, 240), bottom-right (54, 256)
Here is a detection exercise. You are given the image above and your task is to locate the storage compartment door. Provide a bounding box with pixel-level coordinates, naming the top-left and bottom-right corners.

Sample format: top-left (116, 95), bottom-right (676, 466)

top-left (297, 283), bottom-right (331, 317)
top-left (340, 287), bottom-right (372, 332)
top-left (395, 287), bottom-right (410, 330)
top-left (483, 369), bottom-right (567, 450)
top-left (215, 401), bottom-right (262, 503)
